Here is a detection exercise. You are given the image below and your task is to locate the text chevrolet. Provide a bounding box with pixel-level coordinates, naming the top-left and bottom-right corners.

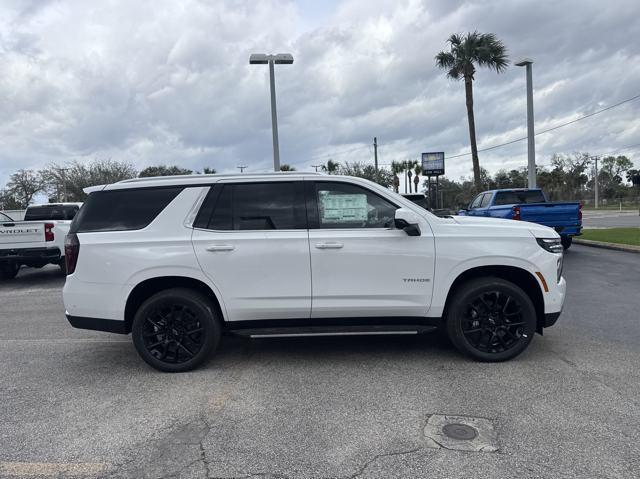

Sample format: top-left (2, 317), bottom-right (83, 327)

top-left (63, 174), bottom-right (565, 372)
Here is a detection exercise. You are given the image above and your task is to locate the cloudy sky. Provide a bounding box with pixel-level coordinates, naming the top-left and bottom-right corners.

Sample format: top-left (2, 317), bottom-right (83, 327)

top-left (1, 0), bottom-right (639, 189)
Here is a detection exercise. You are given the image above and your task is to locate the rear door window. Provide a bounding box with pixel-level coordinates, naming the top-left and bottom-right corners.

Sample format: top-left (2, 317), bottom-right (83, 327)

top-left (70, 187), bottom-right (183, 233)
top-left (195, 182), bottom-right (306, 231)
top-left (479, 193), bottom-right (493, 208)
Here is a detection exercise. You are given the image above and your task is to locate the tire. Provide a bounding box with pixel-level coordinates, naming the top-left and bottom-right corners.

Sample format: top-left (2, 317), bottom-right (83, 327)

top-left (446, 277), bottom-right (537, 362)
top-left (0, 263), bottom-right (20, 280)
top-left (132, 288), bottom-right (221, 372)
top-left (561, 236), bottom-right (572, 250)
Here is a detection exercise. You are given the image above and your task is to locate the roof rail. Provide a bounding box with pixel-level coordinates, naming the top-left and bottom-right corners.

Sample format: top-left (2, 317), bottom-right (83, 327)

top-left (117, 171), bottom-right (322, 184)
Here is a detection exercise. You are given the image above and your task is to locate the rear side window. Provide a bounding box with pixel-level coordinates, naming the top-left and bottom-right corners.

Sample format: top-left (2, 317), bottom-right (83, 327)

top-left (195, 182), bottom-right (306, 230)
top-left (24, 205), bottom-right (79, 221)
top-left (70, 187), bottom-right (183, 233)
top-left (494, 190), bottom-right (546, 205)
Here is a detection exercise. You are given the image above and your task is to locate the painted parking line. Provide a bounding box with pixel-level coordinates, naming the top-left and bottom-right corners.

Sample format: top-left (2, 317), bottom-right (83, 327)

top-left (0, 462), bottom-right (109, 477)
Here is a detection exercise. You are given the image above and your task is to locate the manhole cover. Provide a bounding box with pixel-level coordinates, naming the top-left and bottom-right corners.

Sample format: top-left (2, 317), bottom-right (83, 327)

top-left (424, 414), bottom-right (499, 452)
top-left (442, 423), bottom-right (477, 440)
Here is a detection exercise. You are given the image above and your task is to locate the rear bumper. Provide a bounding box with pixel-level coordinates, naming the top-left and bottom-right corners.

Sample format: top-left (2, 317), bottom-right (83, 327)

top-left (0, 247), bottom-right (61, 263)
top-left (66, 314), bottom-right (129, 334)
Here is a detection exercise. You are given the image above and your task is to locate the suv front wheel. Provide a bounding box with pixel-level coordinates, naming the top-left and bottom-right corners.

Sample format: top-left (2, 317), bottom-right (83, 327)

top-left (132, 288), bottom-right (221, 372)
top-left (446, 277), bottom-right (537, 362)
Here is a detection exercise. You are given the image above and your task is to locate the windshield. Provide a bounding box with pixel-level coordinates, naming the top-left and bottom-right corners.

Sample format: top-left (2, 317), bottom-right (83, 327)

top-left (494, 190), bottom-right (545, 205)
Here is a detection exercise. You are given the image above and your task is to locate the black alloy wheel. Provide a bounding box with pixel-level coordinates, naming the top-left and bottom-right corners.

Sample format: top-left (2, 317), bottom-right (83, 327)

top-left (446, 278), bottom-right (536, 362)
top-left (132, 288), bottom-right (221, 372)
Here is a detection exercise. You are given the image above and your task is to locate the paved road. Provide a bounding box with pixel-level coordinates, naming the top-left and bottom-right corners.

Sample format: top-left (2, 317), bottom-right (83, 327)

top-left (582, 210), bottom-right (640, 228)
top-left (1, 247), bottom-right (639, 479)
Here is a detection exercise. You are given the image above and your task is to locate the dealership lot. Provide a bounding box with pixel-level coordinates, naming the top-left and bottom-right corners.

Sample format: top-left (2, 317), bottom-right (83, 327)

top-left (0, 245), bottom-right (639, 479)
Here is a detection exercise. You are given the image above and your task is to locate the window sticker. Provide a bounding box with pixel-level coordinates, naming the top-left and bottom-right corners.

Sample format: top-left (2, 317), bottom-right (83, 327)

top-left (319, 192), bottom-right (368, 223)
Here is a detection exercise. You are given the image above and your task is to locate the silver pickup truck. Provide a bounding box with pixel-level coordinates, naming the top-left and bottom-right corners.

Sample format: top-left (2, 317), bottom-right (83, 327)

top-left (0, 203), bottom-right (82, 280)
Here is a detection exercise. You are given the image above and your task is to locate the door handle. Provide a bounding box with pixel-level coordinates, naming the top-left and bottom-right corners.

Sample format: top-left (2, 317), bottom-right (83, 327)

top-left (315, 242), bottom-right (344, 249)
top-left (206, 244), bottom-right (235, 252)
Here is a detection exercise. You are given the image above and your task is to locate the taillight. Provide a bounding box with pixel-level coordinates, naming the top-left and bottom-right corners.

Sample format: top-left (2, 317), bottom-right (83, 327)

top-left (44, 223), bottom-right (54, 242)
top-left (64, 233), bottom-right (80, 275)
top-left (578, 203), bottom-right (583, 222)
top-left (512, 206), bottom-right (521, 220)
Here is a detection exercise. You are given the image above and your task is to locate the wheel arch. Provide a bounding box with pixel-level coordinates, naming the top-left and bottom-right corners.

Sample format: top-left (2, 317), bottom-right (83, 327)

top-left (124, 276), bottom-right (226, 333)
top-left (442, 265), bottom-right (545, 334)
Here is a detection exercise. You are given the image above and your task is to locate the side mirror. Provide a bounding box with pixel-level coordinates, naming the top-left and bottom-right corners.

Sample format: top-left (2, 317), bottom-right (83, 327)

top-left (394, 208), bottom-right (421, 236)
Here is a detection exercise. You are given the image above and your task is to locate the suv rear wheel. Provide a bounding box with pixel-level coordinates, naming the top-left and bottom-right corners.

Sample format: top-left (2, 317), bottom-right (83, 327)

top-left (132, 288), bottom-right (221, 372)
top-left (446, 277), bottom-right (536, 362)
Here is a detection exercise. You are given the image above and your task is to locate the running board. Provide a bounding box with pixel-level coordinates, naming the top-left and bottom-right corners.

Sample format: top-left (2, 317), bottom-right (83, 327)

top-left (230, 324), bottom-right (438, 338)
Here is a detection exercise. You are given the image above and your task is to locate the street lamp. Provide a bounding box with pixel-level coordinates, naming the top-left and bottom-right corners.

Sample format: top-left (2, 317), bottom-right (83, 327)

top-left (249, 53), bottom-right (294, 172)
top-left (515, 58), bottom-right (536, 188)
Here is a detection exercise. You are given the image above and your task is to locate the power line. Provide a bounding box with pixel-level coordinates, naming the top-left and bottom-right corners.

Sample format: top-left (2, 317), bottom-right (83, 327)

top-left (447, 93), bottom-right (640, 159)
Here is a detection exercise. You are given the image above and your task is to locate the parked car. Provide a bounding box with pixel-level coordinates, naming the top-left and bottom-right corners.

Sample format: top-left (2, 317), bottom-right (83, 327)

top-left (0, 203), bottom-right (82, 279)
top-left (458, 188), bottom-right (582, 249)
top-left (63, 174), bottom-right (566, 372)
top-left (402, 193), bottom-right (429, 210)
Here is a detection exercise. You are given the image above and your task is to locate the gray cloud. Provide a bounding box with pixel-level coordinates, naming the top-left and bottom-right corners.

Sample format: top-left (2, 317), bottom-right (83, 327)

top-left (0, 0), bottom-right (638, 187)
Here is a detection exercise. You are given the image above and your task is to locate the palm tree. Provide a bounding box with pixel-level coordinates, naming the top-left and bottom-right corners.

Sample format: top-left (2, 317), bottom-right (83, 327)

top-left (413, 164), bottom-right (422, 193)
top-left (404, 160), bottom-right (417, 193)
top-left (322, 159), bottom-right (340, 174)
top-left (435, 32), bottom-right (509, 190)
top-left (391, 161), bottom-right (403, 193)
top-left (279, 164), bottom-right (296, 171)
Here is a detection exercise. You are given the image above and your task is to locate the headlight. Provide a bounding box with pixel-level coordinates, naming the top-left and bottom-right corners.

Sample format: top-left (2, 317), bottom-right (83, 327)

top-left (536, 238), bottom-right (563, 254)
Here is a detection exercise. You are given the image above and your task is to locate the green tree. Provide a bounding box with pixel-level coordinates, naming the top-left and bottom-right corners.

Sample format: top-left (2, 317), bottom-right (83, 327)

top-left (5, 169), bottom-right (47, 208)
top-left (339, 162), bottom-right (394, 188)
top-left (0, 189), bottom-right (22, 210)
top-left (139, 165), bottom-right (193, 177)
top-left (279, 164), bottom-right (296, 171)
top-left (321, 159), bottom-right (340, 174)
top-left (201, 167), bottom-right (217, 174)
top-left (44, 159), bottom-right (137, 201)
top-left (435, 32), bottom-right (509, 190)
top-left (413, 164), bottom-right (423, 193)
top-left (390, 161), bottom-right (403, 193)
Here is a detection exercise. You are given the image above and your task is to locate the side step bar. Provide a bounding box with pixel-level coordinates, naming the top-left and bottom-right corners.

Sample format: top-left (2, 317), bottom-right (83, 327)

top-left (230, 324), bottom-right (438, 338)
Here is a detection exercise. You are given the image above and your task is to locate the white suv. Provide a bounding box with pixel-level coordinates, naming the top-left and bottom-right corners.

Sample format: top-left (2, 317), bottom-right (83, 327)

top-left (63, 173), bottom-right (565, 372)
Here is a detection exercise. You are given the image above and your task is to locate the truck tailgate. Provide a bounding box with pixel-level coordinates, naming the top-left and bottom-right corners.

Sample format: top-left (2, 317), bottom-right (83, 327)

top-left (0, 221), bottom-right (45, 245)
top-left (519, 203), bottom-right (581, 229)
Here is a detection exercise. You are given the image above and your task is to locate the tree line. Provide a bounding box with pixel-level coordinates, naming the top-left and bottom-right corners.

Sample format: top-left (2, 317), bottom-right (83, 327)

top-left (0, 161), bottom-right (216, 209)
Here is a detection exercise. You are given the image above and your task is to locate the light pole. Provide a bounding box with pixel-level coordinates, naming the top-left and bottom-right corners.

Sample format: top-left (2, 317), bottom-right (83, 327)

top-left (516, 58), bottom-right (536, 188)
top-left (249, 53), bottom-right (294, 172)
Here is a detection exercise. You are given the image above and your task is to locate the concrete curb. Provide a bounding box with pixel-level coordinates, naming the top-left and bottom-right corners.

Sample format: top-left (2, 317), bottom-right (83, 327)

top-left (574, 238), bottom-right (640, 254)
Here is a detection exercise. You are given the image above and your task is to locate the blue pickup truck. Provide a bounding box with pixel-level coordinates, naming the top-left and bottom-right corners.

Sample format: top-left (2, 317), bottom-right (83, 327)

top-left (458, 188), bottom-right (582, 249)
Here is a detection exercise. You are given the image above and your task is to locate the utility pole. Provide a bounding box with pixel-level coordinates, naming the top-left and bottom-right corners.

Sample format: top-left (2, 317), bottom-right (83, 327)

top-left (373, 137), bottom-right (378, 171)
top-left (594, 156), bottom-right (599, 209)
top-left (311, 165), bottom-right (322, 172)
top-left (237, 165), bottom-right (247, 173)
top-left (515, 59), bottom-right (536, 188)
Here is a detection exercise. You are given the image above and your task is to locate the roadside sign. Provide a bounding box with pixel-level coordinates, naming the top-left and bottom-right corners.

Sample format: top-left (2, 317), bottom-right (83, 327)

top-left (422, 152), bottom-right (445, 176)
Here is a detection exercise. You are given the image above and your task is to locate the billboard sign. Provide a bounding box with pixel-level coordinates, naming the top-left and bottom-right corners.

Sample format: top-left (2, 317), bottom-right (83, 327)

top-left (422, 152), bottom-right (445, 176)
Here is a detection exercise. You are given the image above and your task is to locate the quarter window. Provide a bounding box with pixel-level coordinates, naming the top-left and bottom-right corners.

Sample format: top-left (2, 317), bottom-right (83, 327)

top-left (470, 194), bottom-right (484, 209)
top-left (313, 182), bottom-right (397, 229)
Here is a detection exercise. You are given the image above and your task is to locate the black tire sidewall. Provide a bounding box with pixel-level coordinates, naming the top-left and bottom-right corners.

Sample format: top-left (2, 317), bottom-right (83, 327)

top-left (0, 264), bottom-right (19, 280)
top-left (561, 236), bottom-right (572, 250)
top-left (446, 278), bottom-right (536, 362)
top-left (132, 288), bottom-right (221, 372)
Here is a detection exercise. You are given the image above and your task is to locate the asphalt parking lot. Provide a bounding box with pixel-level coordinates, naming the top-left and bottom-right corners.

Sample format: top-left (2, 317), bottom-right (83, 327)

top-left (582, 210), bottom-right (640, 228)
top-left (1, 245), bottom-right (639, 479)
